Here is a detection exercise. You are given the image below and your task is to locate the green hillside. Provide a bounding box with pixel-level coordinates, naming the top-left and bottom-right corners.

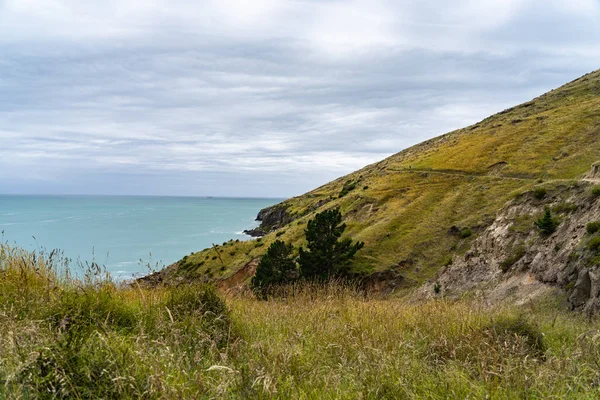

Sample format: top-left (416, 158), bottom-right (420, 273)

top-left (165, 69), bottom-right (600, 287)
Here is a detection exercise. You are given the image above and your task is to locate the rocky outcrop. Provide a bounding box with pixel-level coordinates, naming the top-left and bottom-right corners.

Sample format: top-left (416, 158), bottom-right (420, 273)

top-left (419, 179), bottom-right (600, 314)
top-left (584, 162), bottom-right (600, 180)
top-left (244, 204), bottom-right (294, 237)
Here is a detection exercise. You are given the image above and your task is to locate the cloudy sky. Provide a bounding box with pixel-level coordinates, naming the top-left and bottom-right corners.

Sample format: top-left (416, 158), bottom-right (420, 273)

top-left (1, 0), bottom-right (599, 197)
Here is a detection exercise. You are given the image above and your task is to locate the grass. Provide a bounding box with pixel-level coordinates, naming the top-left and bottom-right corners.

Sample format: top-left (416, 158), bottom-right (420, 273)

top-left (3, 243), bottom-right (600, 398)
top-left (171, 70), bottom-right (600, 288)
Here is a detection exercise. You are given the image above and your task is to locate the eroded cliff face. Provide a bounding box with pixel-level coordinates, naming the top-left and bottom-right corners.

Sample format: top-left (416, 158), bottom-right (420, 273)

top-left (420, 179), bottom-right (600, 314)
top-left (243, 205), bottom-right (294, 237)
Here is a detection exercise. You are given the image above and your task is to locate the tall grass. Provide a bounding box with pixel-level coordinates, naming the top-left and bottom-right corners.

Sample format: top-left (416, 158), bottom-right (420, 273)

top-left (2, 243), bottom-right (600, 398)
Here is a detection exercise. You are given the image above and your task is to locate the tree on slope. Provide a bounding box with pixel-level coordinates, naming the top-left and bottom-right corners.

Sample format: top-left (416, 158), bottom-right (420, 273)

top-left (251, 240), bottom-right (297, 295)
top-left (298, 208), bottom-right (364, 280)
top-left (535, 208), bottom-right (559, 235)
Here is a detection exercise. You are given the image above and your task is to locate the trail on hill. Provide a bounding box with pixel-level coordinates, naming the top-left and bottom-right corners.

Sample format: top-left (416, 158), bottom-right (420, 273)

top-left (385, 167), bottom-right (537, 181)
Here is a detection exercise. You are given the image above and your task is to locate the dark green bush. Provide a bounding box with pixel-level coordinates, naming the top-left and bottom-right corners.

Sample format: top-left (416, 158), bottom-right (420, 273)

top-left (587, 222), bottom-right (600, 234)
top-left (533, 188), bottom-right (547, 200)
top-left (592, 187), bottom-right (600, 197)
top-left (251, 240), bottom-right (297, 295)
top-left (461, 228), bottom-right (473, 238)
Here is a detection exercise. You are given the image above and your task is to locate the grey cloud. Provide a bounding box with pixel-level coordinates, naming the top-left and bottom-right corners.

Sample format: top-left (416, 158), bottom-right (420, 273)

top-left (0, 1), bottom-right (599, 197)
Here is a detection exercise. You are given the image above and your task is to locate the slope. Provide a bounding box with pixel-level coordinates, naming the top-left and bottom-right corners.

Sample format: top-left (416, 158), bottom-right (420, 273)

top-left (149, 69), bottom-right (600, 290)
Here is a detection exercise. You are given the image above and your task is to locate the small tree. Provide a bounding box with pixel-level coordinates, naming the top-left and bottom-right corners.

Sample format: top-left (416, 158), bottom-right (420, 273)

top-left (251, 240), bottom-right (297, 295)
top-left (535, 209), bottom-right (558, 235)
top-left (298, 208), bottom-right (364, 280)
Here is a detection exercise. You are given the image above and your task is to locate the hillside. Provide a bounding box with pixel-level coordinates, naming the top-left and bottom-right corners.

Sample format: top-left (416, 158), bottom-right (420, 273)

top-left (148, 69), bottom-right (600, 291)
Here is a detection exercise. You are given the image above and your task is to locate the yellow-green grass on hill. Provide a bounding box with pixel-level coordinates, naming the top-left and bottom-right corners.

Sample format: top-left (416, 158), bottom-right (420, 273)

top-left (3, 244), bottom-right (600, 398)
top-left (171, 69), bottom-right (600, 288)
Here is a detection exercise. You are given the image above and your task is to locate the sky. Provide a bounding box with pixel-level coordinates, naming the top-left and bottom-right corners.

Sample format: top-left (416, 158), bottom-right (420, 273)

top-left (1, 0), bottom-right (600, 197)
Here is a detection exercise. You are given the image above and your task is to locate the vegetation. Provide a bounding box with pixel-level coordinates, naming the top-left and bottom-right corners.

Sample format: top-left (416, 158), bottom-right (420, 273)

top-left (500, 244), bottom-right (527, 273)
top-left (460, 228), bottom-right (473, 238)
top-left (587, 221), bottom-right (600, 234)
top-left (535, 209), bottom-right (559, 235)
top-left (169, 69), bottom-right (600, 287)
top-left (4, 244), bottom-right (600, 398)
top-left (338, 180), bottom-right (358, 198)
top-left (533, 187), bottom-right (547, 200)
top-left (298, 208), bottom-right (364, 280)
top-left (251, 240), bottom-right (296, 295)
top-left (588, 237), bottom-right (600, 253)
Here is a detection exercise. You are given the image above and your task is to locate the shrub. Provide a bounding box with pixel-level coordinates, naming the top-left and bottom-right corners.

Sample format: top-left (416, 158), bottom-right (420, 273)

top-left (533, 188), bottom-right (547, 200)
top-left (592, 187), bottom-right (600, 197)
top-left (433, 282), bottom-right (441, 295)
top-left (298, 208), bottom-right (364, 280)
top-left (535, 209), bottom-right (559, 235)
top-left (587, 222), bottom-right (600, 234)
top-left (588, 237), bottom-right (600, 253)
top-left (339, 180), bottom-right (357, 198)
top-left (461, 228), bottom-right (473, 238)
top-left (251, 240), bottom-right (297, 295)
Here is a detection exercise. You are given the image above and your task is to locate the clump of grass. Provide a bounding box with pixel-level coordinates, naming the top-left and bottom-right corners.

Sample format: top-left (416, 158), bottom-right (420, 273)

top-left (552, 202), bottom-right (578, 214)
top-left (588, 237), bottom-right (600, 252)
top-left (500, 244), bottom-right (527, 273)
top-left (338, 180), bottom-right (358, 198)
top-left (461, 228), bottom-right (473, 238)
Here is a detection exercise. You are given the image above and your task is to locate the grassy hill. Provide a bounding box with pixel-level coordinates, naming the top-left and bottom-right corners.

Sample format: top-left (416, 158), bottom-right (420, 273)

top-left (165, 69), bottom-right (600, 288)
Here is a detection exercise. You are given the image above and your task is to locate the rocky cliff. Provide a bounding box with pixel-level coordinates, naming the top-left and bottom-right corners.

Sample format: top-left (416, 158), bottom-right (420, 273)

top-left (420, 176), bottom-right (600, 314)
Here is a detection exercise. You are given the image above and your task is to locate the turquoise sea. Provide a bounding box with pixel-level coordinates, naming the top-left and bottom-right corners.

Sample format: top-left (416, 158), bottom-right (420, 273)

top-left (0, 195), bottom-right (280, 279)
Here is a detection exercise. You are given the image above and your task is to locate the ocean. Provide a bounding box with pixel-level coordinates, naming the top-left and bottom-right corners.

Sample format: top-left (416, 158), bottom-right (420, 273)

top-left (0, 195), bottom-right (280, 279)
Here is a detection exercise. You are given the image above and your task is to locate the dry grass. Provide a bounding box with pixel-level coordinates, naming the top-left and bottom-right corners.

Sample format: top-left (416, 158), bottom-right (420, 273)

top-left (2, 243), bottom-right (600, 398)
